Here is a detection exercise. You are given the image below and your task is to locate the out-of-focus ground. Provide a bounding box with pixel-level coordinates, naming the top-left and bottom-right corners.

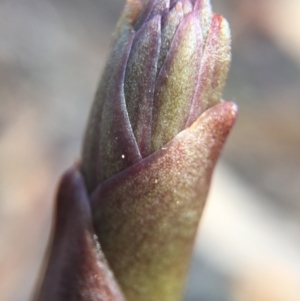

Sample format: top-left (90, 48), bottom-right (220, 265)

top-left (0, 1), bottom-right (299, 300)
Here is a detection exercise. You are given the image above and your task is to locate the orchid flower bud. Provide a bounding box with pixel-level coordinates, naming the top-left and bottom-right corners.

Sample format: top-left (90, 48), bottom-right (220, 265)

top-left (82, 0), bottom-right (231, 193)
top-left (37, 1), bottom-right (237, 301)
top-left (81, 1), bottom-right (236, 300)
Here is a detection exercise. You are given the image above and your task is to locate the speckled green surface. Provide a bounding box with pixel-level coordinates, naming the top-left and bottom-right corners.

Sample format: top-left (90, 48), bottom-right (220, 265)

top-left (151, 11), bottom-right (203, 151)
top-left (91, 102), bottom-right (237, 301)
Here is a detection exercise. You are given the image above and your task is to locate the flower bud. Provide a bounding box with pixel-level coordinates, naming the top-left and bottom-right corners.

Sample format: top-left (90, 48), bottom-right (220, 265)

top-left (80, 0), bottom-right (236, 300)
top-left (82, 0), bottom-right (231, 192)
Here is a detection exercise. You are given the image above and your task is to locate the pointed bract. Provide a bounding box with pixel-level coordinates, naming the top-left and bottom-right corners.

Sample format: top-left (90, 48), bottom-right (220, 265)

top-left (194, 0), bottom-right (212, 37)
top-left (187, 14), bottom-right (231, 126)
top-left (82, 28), bottom-right (142, 192)
top-left (148, 0), bottom-right (170, 20)
top-left (151, 12), bottom-right (203, 152)
top-left (124, 16), bottom-right (161, 157)
top-left (91, 102), bottom-right (237, 301)
top-left (158, 2), bottom-right (184, 74)
top-left (36, 167), bottom-right (125, 301)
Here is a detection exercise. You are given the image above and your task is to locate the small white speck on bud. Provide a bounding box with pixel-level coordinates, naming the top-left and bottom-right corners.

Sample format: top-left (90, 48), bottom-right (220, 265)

top-left (121, 154), bottom-right (125, 159)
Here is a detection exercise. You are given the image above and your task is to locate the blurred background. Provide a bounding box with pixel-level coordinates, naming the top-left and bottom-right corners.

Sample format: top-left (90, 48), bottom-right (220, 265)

top-left (0, 0), bottom-right (299, 300)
